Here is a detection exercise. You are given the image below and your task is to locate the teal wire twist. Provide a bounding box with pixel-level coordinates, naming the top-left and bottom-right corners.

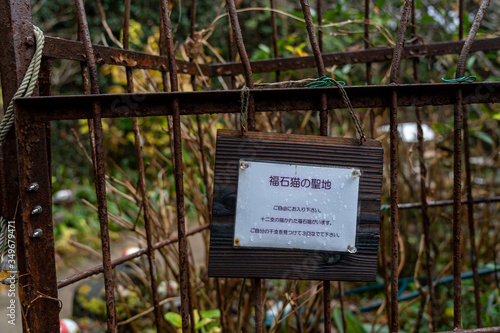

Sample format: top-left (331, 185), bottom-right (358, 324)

top-left (305, 75), bottom-right (346, 87)
top-left (441, 75), bottom-right (477, 83)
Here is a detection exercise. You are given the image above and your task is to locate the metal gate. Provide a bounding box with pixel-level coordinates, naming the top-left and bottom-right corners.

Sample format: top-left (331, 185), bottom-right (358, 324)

top-left (0, 0), bottom-right (499, 332)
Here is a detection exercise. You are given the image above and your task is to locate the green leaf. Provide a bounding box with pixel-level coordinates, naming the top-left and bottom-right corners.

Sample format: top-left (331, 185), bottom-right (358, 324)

top-left (165, 312), bottom-right (182, 327)
top-left (473, 131), bottom-right (494, 145)
top-left (195, 318), bottom-right (214, 330)
top-left (200, 309), bottom-right (221, 319)
top-left (333, 309), bottom-right (367, 333)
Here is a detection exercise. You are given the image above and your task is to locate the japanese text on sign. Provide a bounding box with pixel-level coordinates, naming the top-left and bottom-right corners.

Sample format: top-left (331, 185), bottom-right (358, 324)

top-left (234, 160), bottom-right (361, 253)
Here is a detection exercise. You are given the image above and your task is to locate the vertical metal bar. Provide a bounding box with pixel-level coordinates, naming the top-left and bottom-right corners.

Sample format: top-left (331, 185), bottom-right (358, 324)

top-left (15, 58), bottom-right (59, 333)
top-left (253, 278), bottom-right (263, 333)
top-left (123, 1), bottom-right (164, 331)
top-left (459, 0), bottom-right (465, 40)
top-left (411, 1), bottom-right (437, 330)
top-left (15, 105), bottom-right (60, 333)
top-left (389, 1), bottom-right (413, 332)
top-left (0, 0), bottom-right (33, 227)
top-left (317, 0), bottom-right (323, 52)
top-left (74, 1), bottom-right (117, 331)
top-left (298, 2), bottom-right (334, 331)
top-left (323, 281), bottom-right (331, 332)
top-left (453, 1), bottom-right (491, 329)
top-left (364, 0), bottom-right (372, 86)
top-left (270, 0), bottom-right (280, 82)
top-left (224, 2), bottom-right (261, 330)
top-left (457, 0), bottom-right (482, 327)
top-left (159, 1), bottom-right (191, 331)
top-left (0, 3), bottom-right (38, 330)
top-left (225, 0), bottom-right (256, 130)
top-left (299, 0), bottom-right (328, 136)
top-left (187, 2), bottom-right (200, 333)
top-left (270, 0), bottom-right (284, 133)
top-left (364, 0), bottom-right (375, 139)
top-left (338, 281), bottom-right (347, 333)
top-left (227, 18), bottom-right (237, 90)
top-left (380, 212), bottom-right (392, 326)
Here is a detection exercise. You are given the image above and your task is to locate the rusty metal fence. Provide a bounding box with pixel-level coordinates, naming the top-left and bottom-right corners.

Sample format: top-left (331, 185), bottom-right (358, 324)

top-left (0, 0), bottom-right (499, 332)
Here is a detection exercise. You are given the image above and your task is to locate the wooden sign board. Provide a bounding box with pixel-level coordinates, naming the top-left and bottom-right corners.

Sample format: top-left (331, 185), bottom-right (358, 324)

top-left (208, 130), bottom-right (383, 281)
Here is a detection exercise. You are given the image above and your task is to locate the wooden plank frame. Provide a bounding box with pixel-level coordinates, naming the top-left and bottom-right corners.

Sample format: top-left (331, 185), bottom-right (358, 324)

top-left (208, 130), bottom-right (383, 281)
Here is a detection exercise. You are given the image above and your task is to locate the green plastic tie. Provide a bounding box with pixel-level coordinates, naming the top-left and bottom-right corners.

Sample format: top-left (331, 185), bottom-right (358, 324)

top-left (305, 76), bottom-right (346, 87)
top-left (441, 75), bottom-right (477, 83)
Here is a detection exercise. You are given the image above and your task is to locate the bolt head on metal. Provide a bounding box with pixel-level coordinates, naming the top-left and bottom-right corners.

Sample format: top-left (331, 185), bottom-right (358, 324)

top-left (32, 229), bottom-right (43, 238)
top-left (28, 182), bottom-right (39, 192)
top-left (240, 162), bottom-right (249, 170)
top-left (25, 36), bottom-right (35, 46)
top-left (31, 205), bottom-right (42, 215)
top-left (351, 169), bottom-right (361, 178)
top-left (347, 244), bottom-right (357, 254)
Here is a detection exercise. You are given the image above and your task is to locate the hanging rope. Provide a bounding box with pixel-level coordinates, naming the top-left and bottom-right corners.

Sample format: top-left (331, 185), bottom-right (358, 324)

top-left (0, 26), bottom-right (44, 284)
top-left (0, 25), bottom-right (45, 143)
top-left (244, 76), bottom-right (366, 144)
top-left (306, 76), bottom-right (366, 144)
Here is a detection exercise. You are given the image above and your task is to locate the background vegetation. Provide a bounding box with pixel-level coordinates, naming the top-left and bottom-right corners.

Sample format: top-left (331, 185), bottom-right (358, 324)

top-left (24, 0), bottom-right (500, 331)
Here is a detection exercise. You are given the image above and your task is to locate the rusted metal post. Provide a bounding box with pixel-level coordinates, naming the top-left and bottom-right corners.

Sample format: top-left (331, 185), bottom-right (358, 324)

top-left (0, 2), bottom-right (51, 331)
top-left (299, 0), bottom-right (328, 136)
top-left (298, 1), bottom-right (336, 331)
top-left (458, 0), bottom-right (482, 327)
top-left (13, 58), bottom-right (59, 333)
top-left (317, 0), bottom-right (323, 52)
top-left (123, 0), bottom-right (164, 331)
top-left (224, 1), bottom-right (262, 331)
top-left (15, 104), bottom-right (60, 333)
top-left (453, 0), bottom-right (491, 329)
top-left (364, 0), bottom-right (372, 86)
top-left (225, 0), bottom-right (256, 130)
top-left (411, 1), bottom-right (437, 330)
top-left (270, 0), bottom-right (285, 133)
top-left (0, 0), bottom-right (35, 220)
top-left (389, 1), bottom-right (413, 332)
top-left (74, 0), bottom-right (117, 331)
top-left (159, 0), bottom-right (191, 331)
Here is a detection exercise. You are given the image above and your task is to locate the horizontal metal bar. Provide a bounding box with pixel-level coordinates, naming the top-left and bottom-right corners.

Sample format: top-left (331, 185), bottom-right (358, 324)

top-left (42, 36), bottom-right (500, 77)
top-left (43, 36), bottom-right (210, 76)
top-left (381, 196), bottom-right (500, 211)
top-left (14, 82), bottom-right (500, 121)
top-left (57, 223), bottom-right (209, 289)
top-left (212, 37), bottom-right (500, 76)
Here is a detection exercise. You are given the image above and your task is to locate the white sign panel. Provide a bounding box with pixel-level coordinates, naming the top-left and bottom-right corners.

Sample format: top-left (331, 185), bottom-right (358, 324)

top-left (234, 160), bottom-right (360, 253)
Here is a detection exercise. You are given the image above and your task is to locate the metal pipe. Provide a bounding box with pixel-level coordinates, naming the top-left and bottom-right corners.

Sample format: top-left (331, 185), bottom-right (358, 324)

top-left (299, 0), bottom-right (328, 136)
top-left (269, 0), bottom-right (284, 133)
top-left (389, 1), bottom-right (413, 331)
top-left (411, 1), bottom-right (437, 330)
top-left (317, 0), bottom-right (323, 52)
top-left (225, 0), bottom-right (255, 130)
top-left (123, 0), bottom-right (164, 330)
top-left (253, 278), bottom-right (263, 333)
top-left (40, 35), bottom-right (500, 77)
top-left (74, 1), bottom-right (117, 331)
top-left (159, 0), bottom-right (191, 331)
top-left (58, 224), bottom-right (209, 288)
top-left (453, 1), bottom-right (490, 328)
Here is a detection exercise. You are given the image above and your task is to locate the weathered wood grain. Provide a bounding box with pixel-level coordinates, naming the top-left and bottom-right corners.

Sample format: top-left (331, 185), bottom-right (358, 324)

top-left (208, 130), bottom-right (383, 281)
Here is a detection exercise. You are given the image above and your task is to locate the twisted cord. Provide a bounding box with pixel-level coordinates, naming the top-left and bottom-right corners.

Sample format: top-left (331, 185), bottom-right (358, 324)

top-left (0, 25), bottom-right (45, 143)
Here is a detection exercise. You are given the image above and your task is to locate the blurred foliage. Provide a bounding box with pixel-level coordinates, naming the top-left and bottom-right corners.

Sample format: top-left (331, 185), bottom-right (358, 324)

top-left (28, 0), bottom-right (500, 331)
